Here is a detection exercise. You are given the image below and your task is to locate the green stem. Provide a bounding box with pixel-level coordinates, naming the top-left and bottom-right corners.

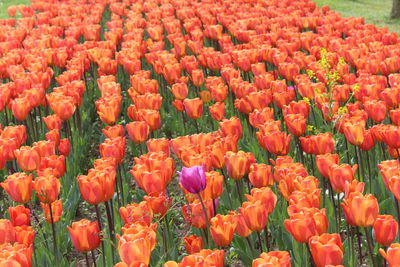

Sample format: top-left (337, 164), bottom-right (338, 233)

top-left (363, 227), bottom-right (377, 267)
top-left (306, 243), bottom-right (316, 267)
top-left (94, 205), bottom-right (106, 267)
top-left (197, 193), bottom-right (210, 246)
top-left (256, 231), bottom-right (264, 253)
top-left (235, 179), bottom-right (244, 204)
top-left (91, 250), bottom-right (97, 267)
top-left (85, 252), bottom-right (90, 267)
top-left (104, 201), bottom-right (116, 264)
top-left (48, 203), bottom-right (58, 261)
top-left (264, 226), bottom-right (269, 252)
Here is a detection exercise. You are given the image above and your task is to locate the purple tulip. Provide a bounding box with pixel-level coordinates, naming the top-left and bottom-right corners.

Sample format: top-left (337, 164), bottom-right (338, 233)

top-left (178, 165), bottom-right (207, 194)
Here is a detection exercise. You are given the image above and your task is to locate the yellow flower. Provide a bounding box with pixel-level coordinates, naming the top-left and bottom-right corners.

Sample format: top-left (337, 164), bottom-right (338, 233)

top-left (338, 107), bottom-right (348, 115)
top-left (306, 69), bottom-right (316, 79)
top-left (352, 83), bottom-right (360, 93)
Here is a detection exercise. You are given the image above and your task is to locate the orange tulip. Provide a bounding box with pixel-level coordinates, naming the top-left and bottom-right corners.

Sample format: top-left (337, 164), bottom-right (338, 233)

top-left (359, 129), bottom-right (375, 151)
top-left (0, 243), bottom-right (33, 267)
top-left (364, 100), bottom-right (387, 123)
top-left (43, 114), bottom-right (62, 130)
top-left (1, 172), bottom-right (32, 203)
top-left (45, 129), bottom-right (60, 147)
top-left (46, 94), bottom-right (76, 121)
top-left (379, 243), bottom-right (400, 266)
top-left (7, 5), bottom-right (17, 17)
top-left (119, 201), bottom-right (153, 226)
top-left (32, 140), bottom-right (56, 158)
top-left (14, 146), bottom-right (41, 172)
top-left (300, 132), bottom-right (335, 155)
top-left (246, 187), bottom-right (277, 214)
top-left (120, 222), bottom-right (157, 252)
top-left (343, 121), bottom-right (365, 146)
top-left (183, 98), bottom-right (203, 120)
top-left (37, 155), bottom-right (66, 178)
top-left (249, 107), bottom-right (274, 128)
top-left (284, 208), bottom-right (327, 243)
top-left (249, 163), bottom-right (274, 188)
top-left (263, 131), bottom-right (291, 155)
top-left (99, 137), bottom-right (126, 164)
top-left (0, 219), bottom-right (16, 244)
top-left (68, 219), bottom-right (101, 252)
top-left (131, 169), bottom-right (168, 195)
top-left (390, 109), bottom-right (400, 126)
top-left (143, 192), bottom-right (171, 218)
top-left (118, 236), bottom-right (153, 266)
top-left (184, 235), bottom-right (203, 254)
top-left (102, 125), bottom-right (125, 138)
top-left (58, 138), bottom-right (70, 156)
top-left (309, 233), bottom-right (344, 267)
top-left (126, 121), bottom-right (150, 143)
top-left (209, 102), bottom-right (225, 121)
top-left (388, 174), bottom-right (400, 201)
top-left (252, 251), bottom-right (291, 267)
top-left (231, 211), bottom-right (252, 237)
top-left (328, 164), bottom-right (357, 193)
top-left (169, 83), bottom-right (188, 100)
top-left (164, 261), bottom-right (179, 267)
top-left (95, 95), bottom-right (122, 125)
top-left (289, 189), bottom-right (321, 209)
top-left (224, 151), bottom-right (255, 180)
top-left (200, 91), bottom-right (212, 103)
top-left (14, 225), bottom-right (35, 247)
top-left (344, 180), bottom-right (365, 198)
top-left (189, 249), bottom-right (224, 267)
top-left (172, 99), bottom-right (184, 112)
top-left (8, 205), bottom-right (30, 226)
top-left (187, 199), bottom-right (214, 229)
top-left (210, 214), bottom-right (237, 247)
top-left (1, 125), bottom-right (26, 146)
top-left (10, 97), bottom-right (32, 121)
top-left (341, 192), bottom-right (379, 227)
top-left (373, 215), bottom-right (398, 246)
top-left (208, 141), bottom-right (226, 169)
top-left (41, 199), bottom-right (63, 224)
top-left (200, 171), bottom-right (224, 200)
top-left (137, 109), bottom-right (161, 131)
top-left (77, 168), bottom-right (116, 205)
top-left (382, 126), bottom-right (400, 149)
top-left (239, 200), bottom-right (268, 232)
top-left (191, 69), bottom-right (204, 87)
top-left (316, 153), bottom-right (339, 179)
top-left (146, 138), bottom-right (170, 157)
top-left (283, 100), bottom-right (310, 118)
top-left (284, 114), bottom-right (306, 137)
top-left (33, 175), bottom-right (60, 203)
top-left (219, 117), bottom-right (242, 140)
top-left (209, 84), bottom-right (228, 102)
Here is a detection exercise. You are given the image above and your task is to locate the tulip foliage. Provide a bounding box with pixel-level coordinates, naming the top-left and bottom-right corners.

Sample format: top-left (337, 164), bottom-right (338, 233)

top-left (2, 0), bottom-right (400, 266)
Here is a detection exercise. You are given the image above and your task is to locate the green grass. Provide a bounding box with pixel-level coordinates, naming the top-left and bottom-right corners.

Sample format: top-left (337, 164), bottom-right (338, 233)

top-left (313, 0), bottom-right (400, 33)
top-left (0, 0), bottom-right (31, 19)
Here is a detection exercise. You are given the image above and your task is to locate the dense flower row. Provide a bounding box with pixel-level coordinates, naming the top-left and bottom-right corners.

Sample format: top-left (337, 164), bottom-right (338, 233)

top-left (2, 0), bottom-right (400, 266)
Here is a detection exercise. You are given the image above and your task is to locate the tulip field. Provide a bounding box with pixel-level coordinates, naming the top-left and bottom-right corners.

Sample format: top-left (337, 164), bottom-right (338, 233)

top-left (3, 0), bottom-right (400, 266)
